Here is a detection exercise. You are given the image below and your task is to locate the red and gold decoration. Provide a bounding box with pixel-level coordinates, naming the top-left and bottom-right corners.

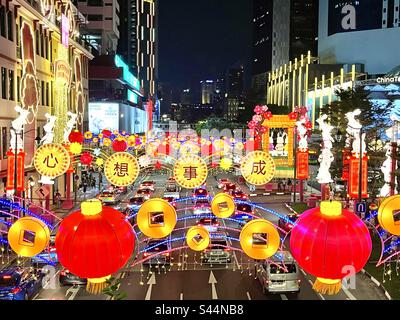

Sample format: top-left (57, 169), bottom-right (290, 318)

top-left (173, 155), bottom-right (208, 189)
top-left (33, 144), bottom-right (70, 178)
top-left (211, 193), bottom-right (235, 218)
top-left (104, 152), bottom-right (139, 187)
top-left (56, 200), bottom-right (134, 294)
top-left (239, 219), bottom-right (280, 260)
top-left (8, 217), bottom-right (50, 257)
top-left (137, 199), bottom-right (177, 239)
top-left (290, 201), bottom-right (372, 295)
top-left (296, 150), bottom-right (309, 180)
top-left (240, 151), bottom-right (275, 186)
top-left (186, 226), bottom-right (210, 252)
top-left (80, 152), bottom-right (94, 166)
top-left (112, 138), bottom-right (128, 152)
top-left (6, 150), bottom-right (25, 192)
top-left (378, 195), bottom-right (400, 236)
top-left (68, 130), bottom-right (84, 144)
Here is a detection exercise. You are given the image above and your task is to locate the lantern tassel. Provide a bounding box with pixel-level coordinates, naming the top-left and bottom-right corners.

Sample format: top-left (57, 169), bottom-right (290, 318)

top-left (86, 276), bottom-right (111, 295)
top-left (313, 278), bottom-right (342, 295)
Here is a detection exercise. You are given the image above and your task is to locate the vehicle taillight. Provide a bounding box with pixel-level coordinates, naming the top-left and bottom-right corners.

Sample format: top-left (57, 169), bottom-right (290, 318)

top-left (11, 288), bottom-right (21, 294)
top-left (224, 248), bottom-right (231, 252)
top-left (3, 275), bottom-right (11, 279)
top-left (143, 252), bottom-right (150, 257)
top-left (164, 253), bottom-right (170, 257)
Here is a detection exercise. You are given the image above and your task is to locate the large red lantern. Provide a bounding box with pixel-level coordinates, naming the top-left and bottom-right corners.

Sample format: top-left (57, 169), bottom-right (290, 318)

top-left (68, 130), bottom-right (84, 144)
top-left (102, 129), bottom-right (112, 138)
top-left (112, 138), bottom-right (128, 152)
top-left (56, 200), bottom-right (135, 294)
top-left (290, 201), bottom-right (371, 295)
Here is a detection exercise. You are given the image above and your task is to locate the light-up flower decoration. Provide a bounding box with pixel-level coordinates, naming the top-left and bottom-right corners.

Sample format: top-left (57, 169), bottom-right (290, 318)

top-left (70, 142), bottom-right (82, 155)
top-left (138, 155), bottom-right (151, 168)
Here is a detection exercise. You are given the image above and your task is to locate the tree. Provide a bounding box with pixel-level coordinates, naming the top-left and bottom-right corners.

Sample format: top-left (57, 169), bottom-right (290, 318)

top-left (102, 276), bottom-right (127, 300)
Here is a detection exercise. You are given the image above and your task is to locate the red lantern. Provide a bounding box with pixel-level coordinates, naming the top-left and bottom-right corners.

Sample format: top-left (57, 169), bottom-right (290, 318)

top-left (288, 112), bottom-right (297, 120)
top-left (68, 130), bottom-right (84, 144)
top-left (56, 200), bottom-right (134, 294)
top-left (112, 138), bottom-right (128, 152)
top-left (80, 152), bottom-right (93, 165)
top-left (290, 201), bottom-right (371, 295)
top-left (348, 155), bottom-right (368, 199)
top-left (6, 150), bottom-right (25, 192)
top-left (101, 129), bottom-right (112, 138)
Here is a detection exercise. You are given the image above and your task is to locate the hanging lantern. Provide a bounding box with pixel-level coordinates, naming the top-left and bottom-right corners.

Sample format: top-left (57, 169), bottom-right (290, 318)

top-left (290, 201), bottom-right (372, 295)
top-left (101, 130), bottom-right (112, 138)
top-left (103, 138), bottom-right (112, 147)
top-left (80, 152), bottom-right (94, 165)
top-left (127, 135), bottom-right (136, 147)
top-left (288, 112), bottom-right (297, 120)
top-left (220, 158), bottom-right (233, 170)
top-left (6, 150), bottom-right (25, 192)
top-left (69, 142), bottom-right (82, 155)
top-left (112, 138), bottom-right (128, 152)
top-left (56, 200), bottom-right (134, 294)
top-left (84, 131), bottom-right (93, 140)
top-left (68, 130), bottom-right (84, 144)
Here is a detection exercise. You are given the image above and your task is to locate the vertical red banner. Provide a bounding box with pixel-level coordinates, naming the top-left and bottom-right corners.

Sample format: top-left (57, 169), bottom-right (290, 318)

top-left (342, 149), bottom-right (350, 181)
top-left (348, 156), bottom-right (368, 199)
top-left (296, 150), bottom-right (309, 180)
top-left (6, 151), bottom-right (25, 192)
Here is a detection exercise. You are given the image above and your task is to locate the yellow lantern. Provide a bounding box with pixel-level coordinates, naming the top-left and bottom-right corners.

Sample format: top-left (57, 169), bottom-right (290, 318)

top-left (240, 151), bottom-right (276, 186)
top-left (186, 226), bottom-right (210, 252)
top-left (84, 131), bottom-right (93, 140)
top-left (8, 217), bottom-right (50, 257)
top-left (239, 219), bottom-right (280, 260)
top-left (95, 158), bottom-right (104, 167)
top-left (104, 152), bottom-right (139, 187)
top-left (127, 135), bottom-right (136, 147)
top-left (173, 155), bottom-right (208, 189)
top-left (211, 193), bottom-right (235, 218)
top-left (69, 142), bottom-right (83, 155)
top-left (93, 137), bottom-right (99, 144)
top-left (34, 143), bottom-right (71, 178)
top-left (103, 138), bottom-right (112, 147)
top-left (137, 199), bottom-right (177, 239)
top-left (220, 158), bottom-right (233, 170)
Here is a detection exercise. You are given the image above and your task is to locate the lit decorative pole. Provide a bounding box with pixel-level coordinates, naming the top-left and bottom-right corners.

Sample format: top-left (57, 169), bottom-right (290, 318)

top-left (346, 109), bottom-right (368, 202)
top-left (316, 115), bottom-right (334, 200)
top-left (380, 120), bottom-right (398, 197)
top-left (295, 107), bottom-right (311, 203)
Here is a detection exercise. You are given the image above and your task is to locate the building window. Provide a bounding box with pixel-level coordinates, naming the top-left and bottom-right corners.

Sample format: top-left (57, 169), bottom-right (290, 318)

top-left (8, 70), bottom-right (13, 101)
top-left (88, 15), bottom-right (103, 21)
top-left (35, 30), bottom-right (40, 55)
top-left (41, 81), bottom-right (45, 106)
top-left (87, 0), bottom-right (103, 6)
top-left (2, 127), bottom-right (7, 160)
top-left (0, 6), bottom-right (5, 38)
top-left (1, 68), bottom-right (7, 99)
top-left (7, 11), bottom-right (12, 41)
top-left (46, 82), bottom-right (49, 106)
top-left (17, 76), bottom-right (20, 102)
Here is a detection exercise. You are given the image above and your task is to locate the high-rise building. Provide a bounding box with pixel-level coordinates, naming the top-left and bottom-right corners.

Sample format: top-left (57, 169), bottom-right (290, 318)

top-left (271, 0), bottom-right (318, 70)
top-left (201, 80), bottom-right (215, 105)
top-left (318, 0), bottom-right (400, 76)
top-left (180, 89), bottom-right (192, 105)
top-left (118, 0), bottom-right (158, 100)
top-left (75, 0), bottom-right (120, 55)
top-left (226, 66), bottom-right (245, 121)
top-left (252, 0), bottom-right (273, 96)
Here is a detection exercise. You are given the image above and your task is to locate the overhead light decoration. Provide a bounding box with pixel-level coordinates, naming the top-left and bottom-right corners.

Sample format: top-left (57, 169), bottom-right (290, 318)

top-left (240, 151), bottom-right (275, 186)
top-left (173, 155), bottom-right (208, 189)
top-left (104, 152), bottom-right (139, 187)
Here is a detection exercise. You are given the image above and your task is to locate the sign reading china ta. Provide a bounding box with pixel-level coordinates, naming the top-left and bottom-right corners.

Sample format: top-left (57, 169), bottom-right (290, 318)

top-left (377, 76), bottom-right (400, 84)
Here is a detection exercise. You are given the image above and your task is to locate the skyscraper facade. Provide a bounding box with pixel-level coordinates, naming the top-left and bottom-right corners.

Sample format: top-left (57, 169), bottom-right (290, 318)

top-left (226, 66), bottom-right (245, 121)
top-left (201, 80), bottom-right (215, 105)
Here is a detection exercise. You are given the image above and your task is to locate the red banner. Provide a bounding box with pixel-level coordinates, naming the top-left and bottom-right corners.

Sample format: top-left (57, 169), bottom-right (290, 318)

top-left (342, 149), bottom-right (351, 181)
top-left (296, 150), bottom-right (309, 180)
top-left (6, 151), bottom-right (25, 192)
top-left (348, 155), bottom-right (368, 199)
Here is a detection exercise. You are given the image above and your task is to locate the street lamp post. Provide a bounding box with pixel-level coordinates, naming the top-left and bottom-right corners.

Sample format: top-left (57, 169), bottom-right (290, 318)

top-left (358, 128), bottom-right (363, 204)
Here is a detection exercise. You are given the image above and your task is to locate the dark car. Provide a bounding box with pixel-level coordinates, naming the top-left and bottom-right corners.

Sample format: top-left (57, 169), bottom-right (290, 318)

top-left (0, 267), bottom-right (46, 300)
top-left (128, 196), bottom-right (145, 211)
top-left (59, 269), bottom-right (87, 286)
top-left (234, 203), bottom-right (254, 222)
top-left (142, 240), bottom-right (171, 265)
top-left (193, 188), bottom-right (208, 199)
top-left (278, 213), bottom-right (299, 233)
top-left (230, 189), bottom-right (248, 201)
top-left (223, 183), bottom-right (237, 193)
top-left (197, 217), bottom-right (219, 232)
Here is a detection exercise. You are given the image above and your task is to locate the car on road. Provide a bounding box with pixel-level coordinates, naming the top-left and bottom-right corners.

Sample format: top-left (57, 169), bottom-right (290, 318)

top-left (229, 189), bottom-right (248, 201)
top-left (164, 183), bottom-right (180, 199)
top-left (127, 196), bottom-right (146, 211)
top-left (223, 183), bottom-right (237, 193)
top-left (114, 186), bottom-right (128, 194)
top-left (140, 181), bottom-right (155, 192)
top-left (59, 269), bottom-right (87, 286)
top-left (217, 178), bottom-right (230, 189)
top-left (135, 188), bottom-right (153, 200)
top-left (196, 217), bottom-right (219, 232)
top-left (142, 239), bottom-right (172, 265)
top-left (0, 267), bottom-right (46, 300)
top-left (163, 196), bottom-right (177, 209)
top-left (234, 203), bottom-right (254, 222)
top-left (193, 187), bottom-right (208, 199)
top-left (202, 233), bottom-right (231, 264)
top-left (278, 213), bottom-right (299, 233)
top-left (31, 235), bottom-right (58, 265)
top-left (256, 251), bottom-right (300, 295)
top-left (193, 198), bottom-right (211, 215)
top-left (97, 190), bottom-right (118, 205)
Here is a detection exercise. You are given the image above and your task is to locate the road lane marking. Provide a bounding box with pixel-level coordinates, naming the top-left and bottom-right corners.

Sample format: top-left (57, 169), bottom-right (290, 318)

top-left (121, 272), bottom-right (126, 279)
top-left (33, 293), bottom-right (40, 300)
top-left (209, 271), bottom-right (218, 300)
top-left (66, 286), bottom-right (80, 300)
top-left (145, 273), bottom-right (156, 300)
top-left (180, 293), bottom-right (184, 300)
top-left (246, 292), bottom-right (251, 300)
top-left (342, 286), bottom-right (357, 300)
top-left (280, 294), bottom-right (288, 300)
top-left (43, 269), bottom-right (61, 289)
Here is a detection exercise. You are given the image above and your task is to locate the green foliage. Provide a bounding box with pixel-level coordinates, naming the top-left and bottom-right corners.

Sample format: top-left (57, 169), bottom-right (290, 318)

top-left (102, 276), bottom-right (127, 300)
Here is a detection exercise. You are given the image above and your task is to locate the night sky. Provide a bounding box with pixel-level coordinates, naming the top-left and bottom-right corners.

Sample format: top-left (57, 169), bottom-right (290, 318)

top-left (158, 0), bottom-right (253, 95)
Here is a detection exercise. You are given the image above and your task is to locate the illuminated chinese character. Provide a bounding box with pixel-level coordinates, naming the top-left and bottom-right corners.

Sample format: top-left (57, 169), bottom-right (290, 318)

top-left (184, 166), bottom-right (198, 180)
top-left (43, 153), bottom-right (59, 169)
top-left (251, 161), bottom-right (267, 175)
top-left (114, 162), bottom-right (129, 177)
